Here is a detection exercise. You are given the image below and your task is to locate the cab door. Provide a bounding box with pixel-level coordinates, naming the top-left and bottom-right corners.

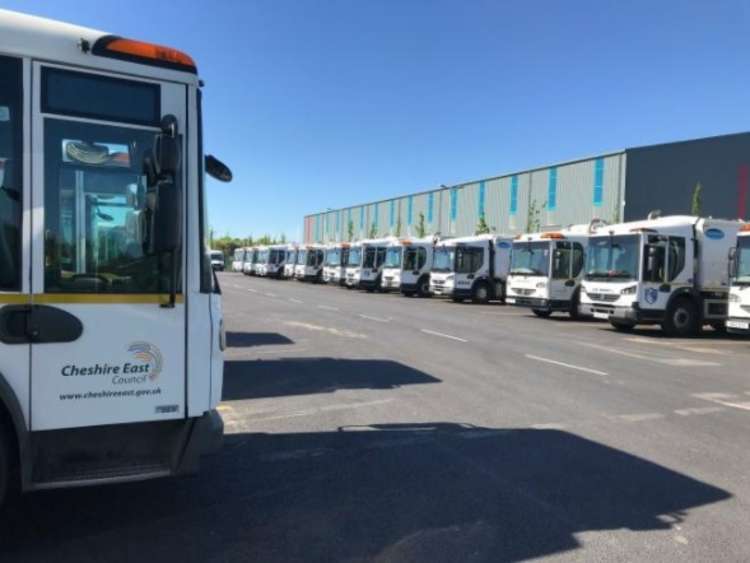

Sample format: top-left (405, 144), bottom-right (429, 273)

top-left (30, 63), bottom-right (187, 431)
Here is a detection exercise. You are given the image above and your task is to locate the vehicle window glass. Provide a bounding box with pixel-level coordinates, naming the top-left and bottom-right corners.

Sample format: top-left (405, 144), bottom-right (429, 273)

top-left (456, 247), bottom-right (482, 273)
top-left (42, 67), bottom-right (160, 126)
top-left (643, 239), bottom-right (666, 283)
top-left (376, 247), bottom-right (387, 267)
top-left (197, 90), bottom-right (211, 293)
top-left (510, 242), bottom-right (550, 276)
top-left (44, 118), bottom-right (181, 294)
top-left (385, 247), bottom-right (402, 268)
top-left (572, 243), bottom-right (585, 277)
top-left (668, 237), bottom-right (686, 281)
top-left (418, 248), bottom-right (427, 269)
top-left (552, 241), bottom-right (571, 279)
top-left (0, 56), bottom-right (22, 291)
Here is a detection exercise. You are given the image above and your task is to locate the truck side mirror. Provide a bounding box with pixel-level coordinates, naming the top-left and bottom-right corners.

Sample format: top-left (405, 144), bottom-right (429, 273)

top-left (729, 247), bottom-right (738, 279)
top-left (206, 155), bottom-right (233, 182)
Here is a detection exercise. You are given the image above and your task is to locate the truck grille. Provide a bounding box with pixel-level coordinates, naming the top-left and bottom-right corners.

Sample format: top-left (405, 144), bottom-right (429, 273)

top-left (512, 288), bottom-right (535, 296)
top-left (587, 293), bottom-right (619, 302)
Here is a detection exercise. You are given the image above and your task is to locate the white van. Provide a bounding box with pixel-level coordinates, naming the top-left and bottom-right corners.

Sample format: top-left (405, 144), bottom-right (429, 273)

top-left (232, 247), bottom-right (247, 272)
top-left (382, 237), bottom-right (435, 297)
top-left (209, 250), bottom-right (225, 271)
top-left (430, 235), bottom-right (513, 303)
top-left (0, 9), bottom-right (232, 504)
top-left (242, 247), bottom-right (258, 275)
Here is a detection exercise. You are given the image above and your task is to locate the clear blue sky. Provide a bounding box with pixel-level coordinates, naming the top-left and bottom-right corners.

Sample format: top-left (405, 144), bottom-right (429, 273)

top-left (6, 1), bottom-right (750, 240)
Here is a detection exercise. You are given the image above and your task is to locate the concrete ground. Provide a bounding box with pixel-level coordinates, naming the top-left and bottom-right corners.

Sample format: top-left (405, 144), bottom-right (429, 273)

top-left (3, 271), bottom-right (750, 562)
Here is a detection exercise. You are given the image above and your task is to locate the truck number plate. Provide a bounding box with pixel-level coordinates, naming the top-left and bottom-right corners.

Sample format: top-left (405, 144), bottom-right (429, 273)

top-left (593, 312), bottom-right (609, 320)
top-left (727, 320), bottom-right (750, 330)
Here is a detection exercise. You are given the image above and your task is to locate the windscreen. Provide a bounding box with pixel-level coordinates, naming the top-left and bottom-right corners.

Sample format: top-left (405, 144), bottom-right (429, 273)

top-left (384, 247), bottom-right (402, 268)
top-left (735, 237), bottom-right (750, 284)
top-left (347, 247), bottom-right (362, 266)
top-left (258, 249), bottom-right (269, 263)
top-left (234, 249), bottom-right (244, 261)
top-left (210, 251), bottom-right (223, 261)
top-left (432, 247), bottom-right (455, 272)
top-left (363, 247), bottom-right (377, 268)
top-left (326, 248), bottom-right (341, 267)
top-left (270, 249), bottom-right (284, 264)
top-left (296, 250), bottom-right (307, 265)
top-left (510, 242), bottom-right (550, 276)
top-left (586, 234), bottom-right (640, 281)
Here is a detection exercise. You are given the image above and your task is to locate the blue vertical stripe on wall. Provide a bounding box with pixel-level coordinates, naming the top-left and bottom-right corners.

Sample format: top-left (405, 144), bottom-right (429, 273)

top-left (450, 188), bottom-right (458, 221)
top-left (478, 181), bottom-right (486, 217)
top-left (389, 200), bottom-right (395, 227)
top-left (359, 207), bottom-right (364, 228)
top-left (428, 192), bottom-right (434, 222)
top-left (548, 168), bottom-right (557, 211)
top-left (593, 158), bottom-right (604, 207)
top-left (510, 176), bottom-right (518, 215)
top-left (407, 196), bottom-right (413, 225)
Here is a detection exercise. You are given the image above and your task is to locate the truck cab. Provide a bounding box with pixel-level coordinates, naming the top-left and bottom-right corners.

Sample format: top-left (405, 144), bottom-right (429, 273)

top-left (323, 243), bottom-right (350, 286)
top-left (259, 245), bottom-right (286, 278)
top-left (506, 223), bottom-right (597, 318)
top-left (242, 247), bottom-right (258, 276)
top-left (345, 237), bottom-right (394, 292)
top-left (253, 246), bottom-right (270, 276)
top-left (232, 247), bottom-right (247, 272)
top-left (283, 245), bottom-right (298, 279)
top-left (727, 225), bottom-right (750, 334)
top-left (209, 250), bottom-right (225, 271)
top-left (579, 214), bottom-right (741, 336)
top-left (382, 237), bottom-right (435, 297)
top-left (294, 245), bottom-right (325, 282)
top-left (430, 235), bottom-right (513, 304)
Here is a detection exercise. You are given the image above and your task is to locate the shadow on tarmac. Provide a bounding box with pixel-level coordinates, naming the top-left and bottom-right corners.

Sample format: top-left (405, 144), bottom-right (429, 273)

top-left (225, 331), bottom-right (294, 348)
top-left (222, 357), bottom-right (441, 400)
top-left (0, 423), bottom-right (730, 563)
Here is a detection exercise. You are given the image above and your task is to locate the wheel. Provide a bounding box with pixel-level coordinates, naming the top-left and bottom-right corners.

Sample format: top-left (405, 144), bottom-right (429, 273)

top-left (662, 298), bottom-right (700, 337)
top-left (417, 277), bottom-right (431, 298)
top-left (532, 309), bottom-right (552, 318)
top-left (402, 290), bottom-right (415, 297)
top-left (452, 296), bottom-right (464, 303)
top-left (471, 282), bottom-right (490, 304)
top-left (610, 320), bottom-right (636, 332)
top-left (569, 291), bottom-right (581, 320)
top-left (0, 425), bottom-right (11, 510)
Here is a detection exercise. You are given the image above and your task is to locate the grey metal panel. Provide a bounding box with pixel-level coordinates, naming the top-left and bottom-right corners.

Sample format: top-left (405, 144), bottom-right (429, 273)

top-left (408, 193), bottom-right (426, 236)
top-left (438, 188), bottom-right (451, 236)
top-left (624, 133), bottom-right (750, 221)
top-left (485, 178), bottom-right (504, 234)
top-left (555, 160), bottom-right (595, 228)
top-left (529, 169), bottom-right (549, 229)
top-left (457, 182), bottom-right (479, 236)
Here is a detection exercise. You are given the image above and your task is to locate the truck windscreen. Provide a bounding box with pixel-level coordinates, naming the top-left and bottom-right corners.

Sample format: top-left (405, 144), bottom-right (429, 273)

top-left (347, 248), bottom-right (361, 266)
top-left (510, 242), bottom-right (550, 276)
top-left (735, 237), bottom-right (750, 284)
top-left (585, 234), bottom-right (640, 281)
top-left (384, 247), bottom-right (402, 268)
top-left (432, 247), bottom-right (455, 272)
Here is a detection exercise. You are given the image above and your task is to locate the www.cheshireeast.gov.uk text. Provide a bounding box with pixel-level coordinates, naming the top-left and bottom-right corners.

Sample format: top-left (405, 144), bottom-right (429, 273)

top-left (59, 388), bottom-right (162, 401)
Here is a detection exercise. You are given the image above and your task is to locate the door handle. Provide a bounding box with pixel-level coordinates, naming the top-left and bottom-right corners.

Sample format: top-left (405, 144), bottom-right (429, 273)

top-left (467, 274), bottom-right (475, 280)
top-left (659, 284), bottom-right (671, 292)
top-left (0, 305), bottom-right (83, 344)
top-left (564, 280), bottom-right (575, 287)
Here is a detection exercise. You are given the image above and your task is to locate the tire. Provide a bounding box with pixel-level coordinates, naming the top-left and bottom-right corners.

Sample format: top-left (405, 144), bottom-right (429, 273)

top-left (402, 291), bottom-right (415, 297)
top-left (0, 425), bottom-right (11, 510)
top-left (417, 276), bottom-right (431, 298)
top-left (569, 291), bottom-right (581, 320)
top-left (532, 309), bottom-right (552, 318)
top-left (452, 296), bottom-right (464, 303)
top-left (471, 281), bottom-right (490, 305)
top-left (662, 298), bottom-right (700, 337)
top-left (610, 320), bottom-right (636, 332)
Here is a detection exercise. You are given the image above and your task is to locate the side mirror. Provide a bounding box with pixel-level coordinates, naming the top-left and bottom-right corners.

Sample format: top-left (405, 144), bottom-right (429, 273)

top-left (206, 155), bottom-right (232, 182)
top-left (729, 247), bottom-right (738, 279)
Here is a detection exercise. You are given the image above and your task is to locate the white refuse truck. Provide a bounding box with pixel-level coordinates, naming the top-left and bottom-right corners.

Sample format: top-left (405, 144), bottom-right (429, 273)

top-left (344, 237), bottom-right (395, 291)
top-left (0, 9), bottom-right (232, 505)
top-left (242, 247), bottom-right (258, 275)
top-left (579, 214), bottom-right (742, 336)
top-left (257, 244), bottom-right (286, 278)
top-left (253, 246), bottom-right (269, 276)
top-left (209, 250), bottom-right (225, 271)
top-left (506, 223), bottom-right (601, 318)
top-left (294, 244), bottom-right (325, 282)
top-left (382, 237), bottom-right (435, 297)
top-left (727, 224), bottom-right (750, 334)
top-left (323, 243), bottom-right (350, 286)
top-left (282, 245), bottom-right (298, 279)
top-left (430, 235), bottom-right (514, 303)
top-left (232, 247), bottom-right (247, 272)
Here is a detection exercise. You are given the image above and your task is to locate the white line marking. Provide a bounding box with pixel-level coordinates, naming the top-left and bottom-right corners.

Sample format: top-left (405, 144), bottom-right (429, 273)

top-left (284, 321), bottom-right (366, 339)
top-left (531, 422), bottom-right (567, 430)
top-left (674, 406), bottom-right (726, 416)
top-left (525, 354), bottom-right (608, 376)
top-left (289, 298), bottom-right (303, 304)
top-left (359, 314), bottom-right (390, 323)
top-left (693, 392), bottom-right (750, 411)
top-left (317, 304), bottom-right (340, 311)
top-left (264, 292), bottom-right (277, 298)
top-left (614, 413), bottom-right (665, 423)
top-left (247, 288), bottom-right (257, 293)
top-left (245, 399), bottom-right (394, 422)
top-left (625, 337), bottom-right (723, 355)
top-left (420, 329), bottom-right (468, 343)
top-left (579, 341), bottom-right (721, 367)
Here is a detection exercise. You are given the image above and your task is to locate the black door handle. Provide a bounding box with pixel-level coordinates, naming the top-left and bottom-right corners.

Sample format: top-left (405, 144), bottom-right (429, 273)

top-left (564, 280), bottom-right (575, 287)
top-left (467, 274), bottom-right (475, 280)
top-left (659, 284), bottom-right (671, 292)
top-left (0, 305), bottom-right (83, 344)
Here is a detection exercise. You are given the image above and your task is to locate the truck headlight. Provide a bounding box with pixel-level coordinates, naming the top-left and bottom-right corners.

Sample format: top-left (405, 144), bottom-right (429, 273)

top-left (536, 281), bottom-right (547, 289)
top-left (621, 285), bottom-right (637, 295)
top-left (729, 292), bottom-right (741, 303)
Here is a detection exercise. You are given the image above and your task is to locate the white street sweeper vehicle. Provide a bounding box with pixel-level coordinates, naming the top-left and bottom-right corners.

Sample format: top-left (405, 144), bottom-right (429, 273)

top-left (0, 9), bottom-right (233, 506)
top-left (430, 234), bottom-right (514, 303)
top-left (506, 222), bottom-right (602, 318)
top-left (242, 247), bottom-right (258, 275)
top-left (232, 247), bottom-right (247, 272)
top-left (283, 244), bottom-right (298, 279)
top-left (381, 237), bottom-right (436, 297)
top-left (579, 214), bottom-right (742, 336)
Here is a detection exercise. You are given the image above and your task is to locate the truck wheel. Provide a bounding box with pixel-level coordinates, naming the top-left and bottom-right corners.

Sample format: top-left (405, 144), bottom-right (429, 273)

top-left (417, 277), bottom-right (431, 297)
top-left (532, 309), bottom-right (551, 318)
top-left (610, 320), bottom-right (636, 332)
top-left (471, 282), bottom-right (490, 304)
top-left (663, 298), bottom-right (700, 337)
top-left (0, 425), bottom-right (11, 510)
top-left (452, 296), bottom-right (464, 303)
top-left (569, 291), bottom-right (581, 320)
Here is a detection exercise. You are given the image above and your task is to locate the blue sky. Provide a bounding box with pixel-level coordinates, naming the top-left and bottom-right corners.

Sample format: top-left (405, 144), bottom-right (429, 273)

top-left (6, 1), bottom-right (750, 240)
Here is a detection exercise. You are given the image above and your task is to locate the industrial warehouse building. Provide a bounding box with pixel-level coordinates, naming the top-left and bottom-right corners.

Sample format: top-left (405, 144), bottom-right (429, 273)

top-left (303, 132), bottom-right (750, 243)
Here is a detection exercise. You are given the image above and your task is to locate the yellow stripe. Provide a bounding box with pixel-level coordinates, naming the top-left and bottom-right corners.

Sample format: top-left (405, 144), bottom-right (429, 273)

top-left (33, 294), bottom-right (185, 305)
top-left (0, 294), bottom-right (31, 304)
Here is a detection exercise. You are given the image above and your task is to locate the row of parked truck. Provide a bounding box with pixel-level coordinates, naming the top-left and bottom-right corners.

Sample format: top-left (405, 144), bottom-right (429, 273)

top-left (232, 213), bottom-right (750, 338)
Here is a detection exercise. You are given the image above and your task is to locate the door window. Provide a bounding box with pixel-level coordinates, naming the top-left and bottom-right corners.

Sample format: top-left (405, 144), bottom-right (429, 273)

top-left (552, 241), bottom-right (571, 279)
top-left (667, 237), bottom-right (686, 281)
top-left (572, 243), bottom-right (585, 277)
top-left (0, 56), bottom-right (22, 291)
top-left (43, 117), bottom-right (179, 293)
top-left (643, 237), bottom-right (666, 283)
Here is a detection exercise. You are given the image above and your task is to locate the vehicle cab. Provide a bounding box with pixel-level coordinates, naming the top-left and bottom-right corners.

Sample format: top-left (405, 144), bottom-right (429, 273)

top-left (345, 237), bottom-right (394, 291)
top-left (254, 246), bottom-right (270, 276)
top-left (579, 214), bottom-right (741, 336)
top-left (242, 247), bottom-right (258, 275)
top-left (727, 225), bottom-right (750, 334)
top-left (260, 244), bottom-right (286, 278)
top-left (294, 244), bottom-right (325, 282)
top-left (506, 223), bottom-right (598, 318)
top-left (209, 250), bottom-right (225, 271)
top-left (323, 243), bottom-right (350, 286)
top-left (283, 245), bottom-right (298, 279)
top-left (382, 237), bottom-right (435, 297)
top-left (232, 247), bottom-right (247, 272)
top-left (430, 235), bottom-right (513, 304)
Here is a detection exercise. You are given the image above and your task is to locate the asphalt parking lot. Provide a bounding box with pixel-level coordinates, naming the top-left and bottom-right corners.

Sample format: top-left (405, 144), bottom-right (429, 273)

top-left (2, 271), bottom-right (750, 562)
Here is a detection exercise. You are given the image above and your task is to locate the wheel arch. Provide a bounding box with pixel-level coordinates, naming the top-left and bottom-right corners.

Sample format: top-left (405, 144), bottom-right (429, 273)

top-left (0, 371), bottom-right (28, 484)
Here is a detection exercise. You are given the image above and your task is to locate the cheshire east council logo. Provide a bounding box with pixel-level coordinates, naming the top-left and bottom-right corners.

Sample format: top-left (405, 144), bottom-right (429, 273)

top-left (128, 342), bottom-right (164, 381)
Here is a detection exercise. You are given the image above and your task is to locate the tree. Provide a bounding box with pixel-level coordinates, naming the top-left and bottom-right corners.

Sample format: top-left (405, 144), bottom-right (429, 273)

top-left (395, 217), bottom-right (402, 237)
top-left (368, 224), bottom-right (378, 238)
top-left (347, 220), bottom-right (354, 241)
top-left (475, 214), bottom-right (491, 235)
top-left (525, 199), bottom-right (546, 233)
top-left (416, 212), bottom-right (426, 238)
top-left (691, 182), bottom-right (703, 216)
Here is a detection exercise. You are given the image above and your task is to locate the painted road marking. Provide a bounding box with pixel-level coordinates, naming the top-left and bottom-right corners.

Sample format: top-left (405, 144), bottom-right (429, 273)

top-left (359, 314), bottom-right (391, 323)
top-left (289, 298), bottom-right (303, 304)
top-left (243, 398), bottom-right (394, 423)
top-left (420, 328), bottom-right (468, 343)
top-left (625, 337), bottom-right (723, 355)
top-left (614, 413), bottom-right (665, 423)
top-left (317, 304), bottom-right (340, 312)
top-left (580, 341), bottom-right (722, 367)
top-left (674, 406), bottom-right (726, 416)
top-left (247, 288), bottom-right (257, 293)
top-left (693, 392), bottom-right (750, 411)
top-left (525, 354), bottom-right (608, 376)
top-left (284, 320), bottom-right (366, 339)
top-left (264, 292), bottom-right (277, 298)
top-left (531, 422), bottom-right (567, 430)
